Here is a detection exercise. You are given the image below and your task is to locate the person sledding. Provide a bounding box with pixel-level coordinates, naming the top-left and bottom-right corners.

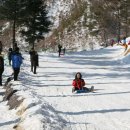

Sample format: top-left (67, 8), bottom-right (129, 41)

top-left (72, 72), bottom-right (94, 93)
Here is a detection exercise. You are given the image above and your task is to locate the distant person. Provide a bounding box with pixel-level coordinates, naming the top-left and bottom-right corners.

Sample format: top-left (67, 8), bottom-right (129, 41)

top-left (122, 37), bottom-right (126, 45)
top-left (111, 39), bottom-right (115, 47)
top-left (29, 48), bottom-right (36, 72)
top-left (33, 51), bottom-right (39, 74)
top-left (128, 41), bottom-right (130, 45)
top-left (8, 48), bottom-right (13, 65)
top-left (29, 48), bottom-right (39, 74)
top-left (11, 47), bottom-right (23, 81)
top-left (72, 72), bottom-right (89, 93)
top-left (122, 37), bottom-right (128, 51)
top-left (58, 44), bottom-right (62, 57)
top-left (0, 52), bottom-right (4, 86)
top-left (117, 37), bottom-right (121, 44)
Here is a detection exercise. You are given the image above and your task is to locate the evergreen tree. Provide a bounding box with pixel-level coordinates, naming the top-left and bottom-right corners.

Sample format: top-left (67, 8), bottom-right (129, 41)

top-left (0, 0), bottom-right (27, 49)
top-left (21, 0), bottom-right (51, 49)
top-left (0, 0), bottom-right (51, 49)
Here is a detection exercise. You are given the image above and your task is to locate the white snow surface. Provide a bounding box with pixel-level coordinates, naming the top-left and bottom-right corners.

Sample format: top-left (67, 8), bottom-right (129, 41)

top-left (0, 45), bottom-right (130, 130)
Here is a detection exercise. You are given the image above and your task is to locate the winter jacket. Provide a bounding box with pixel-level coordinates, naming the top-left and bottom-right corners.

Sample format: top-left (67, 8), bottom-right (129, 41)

top-left (33, 53), bottom-right (39, 66)
top-left (29, 50), bottom-right (35, 61)
top-left (29, 50), bottom-right (39, 66)
top-left (11, 52), bottom-right (22, 68)
top-left (58, 44), bottom-right (62, 52)
top-left (72, 79), bottom-right (85, 89)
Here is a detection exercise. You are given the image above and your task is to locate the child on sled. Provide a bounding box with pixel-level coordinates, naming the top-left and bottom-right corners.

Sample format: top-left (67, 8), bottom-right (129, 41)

top-left (72, 72), bottom-right (93, 93)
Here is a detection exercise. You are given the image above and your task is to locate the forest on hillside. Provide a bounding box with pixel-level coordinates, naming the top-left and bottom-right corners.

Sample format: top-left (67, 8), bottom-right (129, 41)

top-left (0, 0), bottom-right (130, 50)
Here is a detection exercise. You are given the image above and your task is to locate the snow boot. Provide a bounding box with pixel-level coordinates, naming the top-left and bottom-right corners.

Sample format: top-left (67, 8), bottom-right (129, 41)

top-left (89, 86), bottom-right (94, 92)
top-left (72, 87), bottom-right (75, 93)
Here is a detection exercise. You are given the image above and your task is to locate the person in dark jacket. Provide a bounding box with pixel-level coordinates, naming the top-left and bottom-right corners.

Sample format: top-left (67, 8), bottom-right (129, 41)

top-left (11, 47), bottom-right (23, 81)
top-left (29, 48), bottom-right (35, 72)
top-left (8, 48), bottom-right (13, 65)
top-left (33, 51), bottom-right (39, 74)
top-left (29, 48), bottom-right (39, 74)
top-left (0, 52), bottom-right (4, 86)
top-left (58, 44), bottom-right (62, 57)
top-left (72, 72), bottom-right (89, 93)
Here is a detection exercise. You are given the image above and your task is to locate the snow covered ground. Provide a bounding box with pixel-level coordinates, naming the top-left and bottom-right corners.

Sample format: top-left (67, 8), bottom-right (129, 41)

top-left (0, 45), bottom-right (130, 130)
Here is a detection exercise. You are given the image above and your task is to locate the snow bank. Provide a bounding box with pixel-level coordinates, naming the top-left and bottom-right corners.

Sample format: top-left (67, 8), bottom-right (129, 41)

top-left (1, 44), bottom-right (130, 130)
top-left (120, 54), bottom-right (130, 64)
top-left (9, 81), bottom-right (67, 130)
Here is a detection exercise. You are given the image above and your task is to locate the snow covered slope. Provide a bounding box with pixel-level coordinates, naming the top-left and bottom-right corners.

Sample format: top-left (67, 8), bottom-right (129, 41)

top-left (0, 45), bottom-right (130, 130)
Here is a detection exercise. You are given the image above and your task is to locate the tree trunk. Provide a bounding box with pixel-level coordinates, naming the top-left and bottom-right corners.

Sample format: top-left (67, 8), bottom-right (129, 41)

top-left (12, 20), bottom-right (16, 50)
top-left (125, 0), bottom-right (128, 37)
top-left (117, 8), bottom-right (121, 42)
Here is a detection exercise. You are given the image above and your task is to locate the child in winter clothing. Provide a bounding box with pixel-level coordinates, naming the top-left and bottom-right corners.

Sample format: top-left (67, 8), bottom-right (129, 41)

top-left (72, 72), bottom-right (89, 92)
top-left (11, 47), bottom-right (23, 81)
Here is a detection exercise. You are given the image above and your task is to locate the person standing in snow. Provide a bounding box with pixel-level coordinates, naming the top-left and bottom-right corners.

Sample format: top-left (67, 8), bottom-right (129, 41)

top-left (32, 51), bottom-right (39, 74)
top-left (29, 48), bottom-right (39, 74)
top-left (58, 44), bottom-right (62, 57)
top-left (117, 37), bottom-right (121, 44)
top-left (72, 72), bottom-right (89, 93)
top-left (111, 39), bottom-right (115, 47)
top-left (11, 47), bottom-right (23, 81)
top-left (122, 37), bottom-right (126, 44)
top-left (122, 37), bottom-right (128, 52)
top-left (0, 51), bottom-right (4, 86)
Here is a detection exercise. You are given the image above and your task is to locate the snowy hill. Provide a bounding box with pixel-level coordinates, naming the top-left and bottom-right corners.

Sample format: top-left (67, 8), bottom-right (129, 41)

top-left (0, 0), bottom-right (100, 51)
top-left (0, 45), bottom-right (130, 130)
top-left (43, 0), bottom-right (99, 50)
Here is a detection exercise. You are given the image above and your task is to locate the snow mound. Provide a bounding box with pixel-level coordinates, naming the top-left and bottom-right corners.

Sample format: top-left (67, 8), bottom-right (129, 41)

top-left (13, 83), bottom-right (67, 130)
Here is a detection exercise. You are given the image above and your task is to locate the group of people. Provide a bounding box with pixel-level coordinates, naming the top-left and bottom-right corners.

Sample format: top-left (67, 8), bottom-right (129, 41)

top-left (111, 37), bottom-right (130, 53)
top-left (0, 42), bottom-right (23, 85)
top-left (0, 40), bottom-right (39, 86)
top-left (0, 41), bottom-right (89, 92)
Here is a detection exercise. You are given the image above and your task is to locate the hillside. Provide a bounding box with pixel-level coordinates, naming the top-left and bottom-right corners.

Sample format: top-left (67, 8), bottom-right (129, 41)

top-left (0, 0), bottom-right (130, 51)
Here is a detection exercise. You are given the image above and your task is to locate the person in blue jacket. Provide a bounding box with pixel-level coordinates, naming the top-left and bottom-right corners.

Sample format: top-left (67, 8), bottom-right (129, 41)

top-left (11, 47), bottom-right (23, 81)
